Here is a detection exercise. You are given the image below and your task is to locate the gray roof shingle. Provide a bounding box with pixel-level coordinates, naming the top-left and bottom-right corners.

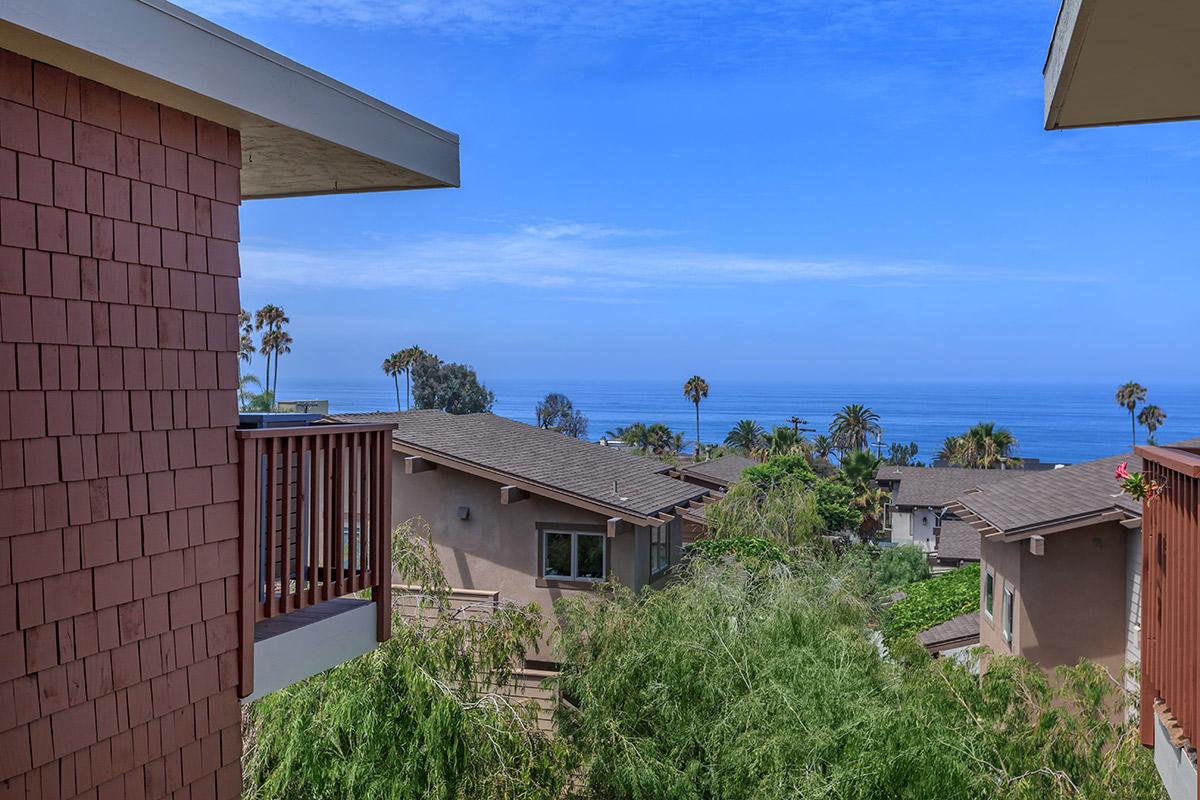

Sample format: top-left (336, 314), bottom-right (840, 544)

top-left (917, 611), bottom-right (980, 651)
top-left (326, 410), bottom-right (709, 519)
top-left (953, 437), bottom-right (1200, 535)
top-left (875, 465), bottom-right (1023, 508)
top-left (678, 454), bottom-right (757, 487)
top-left (937, 516), bottom-right (980, 561)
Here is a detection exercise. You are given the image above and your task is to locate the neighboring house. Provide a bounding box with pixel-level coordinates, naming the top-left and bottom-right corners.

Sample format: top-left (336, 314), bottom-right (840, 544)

top-left (947, 452), bottom-right (1152, 695)
top-left (671, 454), bottom-right (756, 492)
top-left (0, 2), bottom-right (458, 797)
top-left (1046, 3), bottom-right (1200, 797)
top-left (671, 454), bottom-right (753, 542)
top-left (875, 466), bottom-right (1021, 559)
top-left (327, 411), bottom-right (711, 663)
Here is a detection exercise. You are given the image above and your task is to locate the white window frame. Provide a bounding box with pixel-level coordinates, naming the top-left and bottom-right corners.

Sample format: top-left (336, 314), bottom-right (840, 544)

top-left (542, 529), bottom-right (607, 582)
top-left (983, 566), bottom-right (995, 620)
top-left (650, 524), bottom-right (670, 575)
top-left (1002, 584), bottom-right (1015, 645)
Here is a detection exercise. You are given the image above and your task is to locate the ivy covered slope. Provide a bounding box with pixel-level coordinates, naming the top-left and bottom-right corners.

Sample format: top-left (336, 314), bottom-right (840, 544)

top-left (883, 563), bottom-right (980, 645)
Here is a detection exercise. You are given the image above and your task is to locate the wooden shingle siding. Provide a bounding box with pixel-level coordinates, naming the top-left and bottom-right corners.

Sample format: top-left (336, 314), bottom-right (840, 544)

top-left (0, 49), bottom-right (242, 799)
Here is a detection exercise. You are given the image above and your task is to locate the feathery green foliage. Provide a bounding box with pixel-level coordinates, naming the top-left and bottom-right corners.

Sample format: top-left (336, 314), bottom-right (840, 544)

top-left (243, 521), bottom-right (573, 800)
top-left (556, 553), bottom-right (1163, 800)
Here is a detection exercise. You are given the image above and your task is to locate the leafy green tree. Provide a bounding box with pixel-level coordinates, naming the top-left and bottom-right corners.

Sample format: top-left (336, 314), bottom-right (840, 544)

top-left (737, 455), bottom-right (861, 534)
top-left (1138, 403), bottom-right (1167, 445)
top-left (413, 358), bottom-right (495, 414)
top-left (1115, 381), bottom-right (1147, 449)
top-left (885, 441), bottom-right (920, 466)
top-left (535, 392), bottom-right (589, 439)
top-left (683, 375), bottom-right (709, 455)
top-left (724, 419), bottom-right (766, 452)
top-left (244, 521), bottom-right (572, 799)
top-left (830, 403), bottom-right (881, 452)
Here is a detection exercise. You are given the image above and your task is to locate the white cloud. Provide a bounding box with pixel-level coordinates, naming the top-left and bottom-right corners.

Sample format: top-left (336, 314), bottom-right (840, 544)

top-left (238, 222), bottom-right (1095, 293)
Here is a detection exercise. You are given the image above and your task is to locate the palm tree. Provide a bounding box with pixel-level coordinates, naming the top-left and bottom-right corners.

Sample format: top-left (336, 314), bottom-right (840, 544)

top-left (682, 376), bottom-right (709, 458)
top-left (610, 422), bottom-right (650, 450)
top-left (764, 426), bottom-right (806, 457)
top-left (942, 422), bottom-right (1019, 469)
top-left (382, 353), bottom-right (404, 411)
top-left (238, 374), bottom-right (261, 411)
top-left (254, 305), bottom-right (289, 394)
top-left (829, 404), bottom-right (881, 452)
top-left (237, 309), bottom-right (254, 364)
top-left (811, 434), bottom-right (835, 460)
top-left (853, 486), bottom-right (890, 541)
top-left (396, 346), bottom-right (428, 411)
top-left (840, 450), bottom-right (881, 493)
top-left (272, 329), bottom-right (293, 402)
top-left (724, 419), bottom-right (766, 452)
top-left (1115, 381), bottom-right (1147, 449)
top-left (1138, 404), bottom-right (1167, 445)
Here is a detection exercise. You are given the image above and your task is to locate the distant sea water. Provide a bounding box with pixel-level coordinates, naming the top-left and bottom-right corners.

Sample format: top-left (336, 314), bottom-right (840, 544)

top-left (276, 378), bottom-right (1200, 466)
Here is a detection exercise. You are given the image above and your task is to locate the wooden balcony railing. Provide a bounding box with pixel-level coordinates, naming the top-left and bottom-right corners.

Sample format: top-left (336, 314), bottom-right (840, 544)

top-left (236, 422), bottom-right (396, 697)
top-left (1137, 444), bottom-right (1200, 752)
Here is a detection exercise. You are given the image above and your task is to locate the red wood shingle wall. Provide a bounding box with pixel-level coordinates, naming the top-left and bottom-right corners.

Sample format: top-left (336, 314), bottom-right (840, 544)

top-left (0, 48), bottom-right (243, 800)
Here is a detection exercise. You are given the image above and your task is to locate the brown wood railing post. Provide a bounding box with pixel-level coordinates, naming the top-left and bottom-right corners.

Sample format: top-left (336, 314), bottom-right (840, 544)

top-left (237, 435), bottom-right (258, 698)
top-left (376, 430), bottom-right (393, 642)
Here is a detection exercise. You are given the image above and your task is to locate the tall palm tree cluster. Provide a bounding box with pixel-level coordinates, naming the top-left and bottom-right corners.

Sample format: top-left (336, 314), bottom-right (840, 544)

top-left (938, 422), bottom-right (1019, 469)
top-left (238, 305), bottom-right (292, 411)
top-left (382, 346), bottom-right (431, 411)
top-left (1115, 381), bottom-right (1167, 447)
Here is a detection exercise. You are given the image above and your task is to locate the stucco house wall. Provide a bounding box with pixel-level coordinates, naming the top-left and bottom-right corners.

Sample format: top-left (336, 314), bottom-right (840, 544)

top-left (890, 507), bottom-right (937, 552)
top-left (0, 50), bottom-right (243, 798)
top-left (388, 449), bottom-right (681, 658)
top-left (980, 521), bottom-right (1129, 679)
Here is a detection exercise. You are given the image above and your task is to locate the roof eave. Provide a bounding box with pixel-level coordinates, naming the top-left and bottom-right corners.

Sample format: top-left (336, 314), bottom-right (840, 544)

top-left (1, 0), bottom-right (460, 198)
top-left (390, 438), bottom-right (707, 525)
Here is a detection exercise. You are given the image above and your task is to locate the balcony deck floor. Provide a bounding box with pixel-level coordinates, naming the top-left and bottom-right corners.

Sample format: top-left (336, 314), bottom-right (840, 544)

top-left (254, 597), bottom-right (372, 643)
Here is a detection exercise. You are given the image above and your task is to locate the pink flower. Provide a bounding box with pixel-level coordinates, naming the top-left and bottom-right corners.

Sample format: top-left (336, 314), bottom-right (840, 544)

top-left (1115, 461), bottom-right (1130, 481)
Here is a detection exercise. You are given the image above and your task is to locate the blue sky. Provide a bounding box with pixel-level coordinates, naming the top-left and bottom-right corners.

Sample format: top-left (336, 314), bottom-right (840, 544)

top-left (184, 0), bottom-right (1200, 385)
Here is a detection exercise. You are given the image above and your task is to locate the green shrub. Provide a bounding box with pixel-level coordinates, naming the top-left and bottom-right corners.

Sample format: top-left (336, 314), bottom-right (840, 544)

top-left (883, 563), bottom-right (980, 646)
top-left (874, 544), bottom-right (932, 592)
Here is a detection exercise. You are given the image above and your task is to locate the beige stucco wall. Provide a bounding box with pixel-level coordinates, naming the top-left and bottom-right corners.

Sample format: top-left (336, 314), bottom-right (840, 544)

top-left (980, 521), bottom-right (1129, 679)
top-left (387, 449), bottom-right (681, 659)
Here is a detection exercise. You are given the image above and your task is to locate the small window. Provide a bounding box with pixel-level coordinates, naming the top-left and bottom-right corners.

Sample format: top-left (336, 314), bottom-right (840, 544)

top-left (542, 529), bottom-right (606, 582)
top-left (650, 525), bottom-right (669, 575)
top-left (1002, 585), bottom-right (1015, 645)
top-left (983, 567), bottom-right (995, 619)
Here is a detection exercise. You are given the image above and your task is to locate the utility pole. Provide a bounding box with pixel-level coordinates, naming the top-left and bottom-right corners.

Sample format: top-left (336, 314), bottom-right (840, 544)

top-left (788, 416), bottom-right (816, 435)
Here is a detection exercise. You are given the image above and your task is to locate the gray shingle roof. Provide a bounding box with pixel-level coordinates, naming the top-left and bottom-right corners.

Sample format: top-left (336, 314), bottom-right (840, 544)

top-left (325, 411), bottom-right (709, 519)
top-left (678, 454), bottom-right (757, 487)
top-left (917, 611), bottom-right (980, 651)
top-left (875, 465), bottom-right (1023, 508)
top-left (953, 437), bottom-right (1200, 535)
top-left (937, 516), bottom-right (980, 562)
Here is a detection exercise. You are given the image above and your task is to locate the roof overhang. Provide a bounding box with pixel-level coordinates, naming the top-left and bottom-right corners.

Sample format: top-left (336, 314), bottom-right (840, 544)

top-left (949, 498), bottom-right (1138, 544)
top-left (1044, 0), bottom-right (1200, 130)
top-left (389, 438), bottom-right (706, 527)
top-left (1, 0), bottom-right (460, 198)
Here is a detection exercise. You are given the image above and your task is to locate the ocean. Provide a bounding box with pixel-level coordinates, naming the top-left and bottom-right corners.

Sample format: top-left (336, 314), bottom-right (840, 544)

top-left (273, 378), bottom-right (1200, 466)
